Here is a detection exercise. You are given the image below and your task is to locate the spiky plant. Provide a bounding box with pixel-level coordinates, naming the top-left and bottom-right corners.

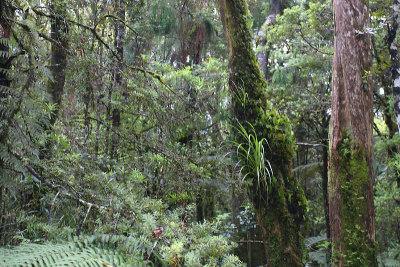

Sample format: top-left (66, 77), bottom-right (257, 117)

top-left (232, 121), bottom-right (273, 197)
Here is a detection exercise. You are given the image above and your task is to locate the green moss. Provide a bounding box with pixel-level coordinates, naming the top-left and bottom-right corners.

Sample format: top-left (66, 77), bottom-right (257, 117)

top-left (222, 0), bottom-right (307, 265)
top-left (330, 133), bottom-right (376, 266)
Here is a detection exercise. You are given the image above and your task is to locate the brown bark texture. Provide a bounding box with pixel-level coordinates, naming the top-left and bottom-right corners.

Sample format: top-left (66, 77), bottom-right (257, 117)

top-left (329, 0), bottom-right (377, 265)
top-left (388, 0), bottom-right (400, 135)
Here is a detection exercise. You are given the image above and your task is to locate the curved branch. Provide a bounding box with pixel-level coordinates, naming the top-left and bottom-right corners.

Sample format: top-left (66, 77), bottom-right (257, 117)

top-left (30, 7), bottom-right (174, 92)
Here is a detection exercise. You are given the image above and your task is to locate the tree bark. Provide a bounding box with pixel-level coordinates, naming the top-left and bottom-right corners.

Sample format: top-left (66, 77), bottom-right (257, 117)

top-left (48, 0), bottom-right (68, 127)
top-left (389, 0), bottom-right (400, 135)
top-left (321, 138), bottom-right (331, 263)
top-left (256, 0), bottom-right (282, 78)
top-left (40, 0), bottom-right (68, 159)
top-left (218, 0), bottom-right (307, 265)
top-left (329, 0), bottom-right (377, 265)
top-left (110, 0), bottom-right (125, 161)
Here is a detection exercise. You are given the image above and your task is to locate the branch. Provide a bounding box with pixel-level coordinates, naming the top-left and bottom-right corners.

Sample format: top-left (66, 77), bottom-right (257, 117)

top-left (31, 7), bottom-right (174, 93)
top-left (19, 159), bottom-right (135, 219)
top-left (97, 14), bottom-right (139, 36)
top-left (25, 164), bottom-right (110, 211)
top-left (295, 142), bottom-right (327, 147)
top-left (298, 27), bottom-right (333, 56)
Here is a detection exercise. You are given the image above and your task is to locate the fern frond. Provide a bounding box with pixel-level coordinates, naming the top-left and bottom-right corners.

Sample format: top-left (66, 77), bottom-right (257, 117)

top-left (305, 233), bottom-right (327, 250)
top-left (0, 234), bottom-right (150, 266)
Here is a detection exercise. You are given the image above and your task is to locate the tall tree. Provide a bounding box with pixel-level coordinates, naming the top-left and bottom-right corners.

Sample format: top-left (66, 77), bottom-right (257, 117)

top-left (39, 0), bottom-right (68, 159)
top-left (110, 0), bottom-right (125, 160)
top-left (218, 0), bottom-right (307, 265)
top-left (388, 0), bottom-right (400, 135)
top-left (48, 0), bottom-right (68, 127)
top-left (328, 0), bottom-right (377, 265)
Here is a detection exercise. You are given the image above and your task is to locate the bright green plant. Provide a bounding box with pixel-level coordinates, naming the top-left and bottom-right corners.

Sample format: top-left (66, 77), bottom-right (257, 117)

top-left (232, 121), bottom-right (273, 195)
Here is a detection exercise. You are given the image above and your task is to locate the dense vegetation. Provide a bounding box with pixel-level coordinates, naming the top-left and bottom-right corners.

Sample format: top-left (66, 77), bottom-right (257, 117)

top-left (0, 0), bottom-right (399, 266)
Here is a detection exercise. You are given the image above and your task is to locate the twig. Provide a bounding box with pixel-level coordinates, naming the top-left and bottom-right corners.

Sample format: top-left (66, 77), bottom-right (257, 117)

top-left (237, 240), bottom-right (264, 243)
top-left (298, 27), bottom-right (333, 56)
top-left (49, 190), bottom-right (60, 219)
top-left (21, 163), bottom-right (137, 220)
top-left (30, 7), bottom-right (175, 93)
top-left (145, 238), bottom-right (161, 267)
top-left (82, 204), bottom-right (92, 226)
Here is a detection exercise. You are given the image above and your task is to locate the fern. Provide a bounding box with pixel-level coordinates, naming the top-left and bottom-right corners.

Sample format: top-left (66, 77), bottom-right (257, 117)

top-left (305, 233), bottom-right (327, 250)
top-left (0, 234), bottom-right (152, 267)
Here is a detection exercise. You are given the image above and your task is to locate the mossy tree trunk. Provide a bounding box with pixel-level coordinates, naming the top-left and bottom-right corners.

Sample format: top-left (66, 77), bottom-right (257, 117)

top-left (110, 0), bottom-right (125, 161)
top-left (329, 0), bottom-right (377, 266)
top-left (41, 0), bottom-right (68, 159)
top-left (48, 0), bottom-right (68, 126)
top-left (218, 0), bottom-right (307, 265)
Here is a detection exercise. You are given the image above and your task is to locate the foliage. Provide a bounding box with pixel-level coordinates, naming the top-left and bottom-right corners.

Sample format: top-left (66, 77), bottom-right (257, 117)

top-left (0, 235), bottom-right (149, 266)
top-left (0, 0), bottom-right (399, 266)
top-left (233, 121), bottom-right (273, 193)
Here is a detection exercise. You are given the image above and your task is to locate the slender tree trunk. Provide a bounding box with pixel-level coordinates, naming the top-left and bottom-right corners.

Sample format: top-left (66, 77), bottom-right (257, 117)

top-left (218, 0), bottom-right (307, 265)
top-left (371, 38), bottom-right (397, 143)
top-left (256, 0), bottom-right (281, 78)
top-left (48, 0), bottom-right (67, 127)
top-left (329, 0), bottom-right (377, 265)
top-left (103, 88), bottom-right (112, 168)
top-left (40, 0), bottom-right (68, 159)
top-left (94, 29), bottom-right (106, 161)
top-left (389, 0), bottom-right (400, 135)
top-left (321, 139), bottom-right (331, 264)
top-left (83, 83), bottom-right (92, 154)
top-left (94, 95), bottom-right (101, 159)
top-left (110, 0), bottom-right (125, 160)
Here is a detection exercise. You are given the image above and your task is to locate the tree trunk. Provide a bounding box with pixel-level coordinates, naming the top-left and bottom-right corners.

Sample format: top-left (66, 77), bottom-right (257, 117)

top-left (110, 0), bottom-right (125, 161)
top-left (40, 0), bottom-right (68, 159)
top-left (256, 0), bottom-right (281, 78)
top-left (48, 0), bottom-right (68, 126)
top-left (371, 38), bottom-right (397, 143)
top-left (389, 0), bottom-right (400, 135)
top-left (218, 0), bottom-right (307, 265)
top-left (329, 0), bottom-right (377, 265)
top-left (321, 139), bottom-right (331, 264)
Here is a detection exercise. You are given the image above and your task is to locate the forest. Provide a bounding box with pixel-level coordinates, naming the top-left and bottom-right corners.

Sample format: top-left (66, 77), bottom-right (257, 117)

top-left (0, 0), bottom-right (399, 266)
